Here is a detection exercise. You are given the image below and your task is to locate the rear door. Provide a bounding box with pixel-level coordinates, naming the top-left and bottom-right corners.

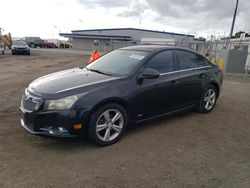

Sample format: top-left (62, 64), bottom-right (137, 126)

top-left (173, 50), bottom-right (211, 107)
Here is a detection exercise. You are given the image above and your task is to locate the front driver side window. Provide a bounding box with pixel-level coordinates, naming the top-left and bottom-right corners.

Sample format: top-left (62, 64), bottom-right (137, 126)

top-left (145, 50), bottom-right (175, 73)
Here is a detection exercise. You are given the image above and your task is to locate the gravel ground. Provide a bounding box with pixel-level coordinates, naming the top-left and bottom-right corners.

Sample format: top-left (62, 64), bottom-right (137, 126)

top-left (0, 49), bottom-right (250, 188)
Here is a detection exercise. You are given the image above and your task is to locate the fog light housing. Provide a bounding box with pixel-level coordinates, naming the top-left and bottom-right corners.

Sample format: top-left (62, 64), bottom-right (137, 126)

top-left (48, 127), bottom-right (54, 134)
top-left (58, 127), bottom-right (67, 134)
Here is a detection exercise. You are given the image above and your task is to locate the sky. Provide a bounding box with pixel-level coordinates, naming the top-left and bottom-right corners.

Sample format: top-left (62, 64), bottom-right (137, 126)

top-left (0, 0), bottom-right (249, 39)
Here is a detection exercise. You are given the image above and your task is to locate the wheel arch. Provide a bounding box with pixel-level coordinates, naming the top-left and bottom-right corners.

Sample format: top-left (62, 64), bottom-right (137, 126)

top-left (207, 81), bottom-right (220, 98)
top-left (88, 97), bottom-right (131, 125)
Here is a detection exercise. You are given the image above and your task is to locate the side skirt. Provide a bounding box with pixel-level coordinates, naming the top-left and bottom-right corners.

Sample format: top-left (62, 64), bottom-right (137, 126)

top-left (135, 104), bottom-right (197, 124)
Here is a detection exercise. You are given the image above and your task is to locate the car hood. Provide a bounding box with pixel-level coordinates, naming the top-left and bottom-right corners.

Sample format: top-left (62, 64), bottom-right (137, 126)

top-left (28, 68), bottom-right (120, 98)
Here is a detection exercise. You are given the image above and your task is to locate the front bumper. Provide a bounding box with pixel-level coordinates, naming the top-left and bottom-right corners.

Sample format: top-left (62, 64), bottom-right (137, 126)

top-left (12, 48), bottom-right (30, 54)
top-left (20, 93), bottom-right (87, 138)
top-left (20, 108), bottom-right (78, 138)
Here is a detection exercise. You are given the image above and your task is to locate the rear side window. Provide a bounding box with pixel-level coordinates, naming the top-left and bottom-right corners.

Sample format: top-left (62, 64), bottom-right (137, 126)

top-left (197, 55), bottom-right (211, 67)
top-left (145, 50), bottom-right (175, 73)
top-left (175, 50), bottom-right (199, 70)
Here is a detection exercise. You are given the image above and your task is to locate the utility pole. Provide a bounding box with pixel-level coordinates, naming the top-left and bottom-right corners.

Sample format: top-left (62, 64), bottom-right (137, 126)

top-left (225, 0), bottom-right (239, 70)
top-left (229, 0), bottom-right (239, 40)
top-left (226, 0), bottom-right (239, 49)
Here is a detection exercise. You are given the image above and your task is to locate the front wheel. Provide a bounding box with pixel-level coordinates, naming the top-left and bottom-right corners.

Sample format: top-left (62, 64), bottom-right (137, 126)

top-left (88, 103), bottom-right (128, 146)
top-left (197, 85), bottom-right (217, 113)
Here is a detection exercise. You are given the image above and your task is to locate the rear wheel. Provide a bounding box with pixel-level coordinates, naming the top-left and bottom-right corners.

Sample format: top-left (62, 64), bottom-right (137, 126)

top-left (197, 85), bottom-right (217, 113)
top-left (88, 103), bottom-right (128, 146)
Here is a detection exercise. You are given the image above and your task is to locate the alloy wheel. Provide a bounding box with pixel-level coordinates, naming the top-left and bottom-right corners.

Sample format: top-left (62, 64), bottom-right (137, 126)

top-left (96, 109), bottom-right (124, 142)
top-left (204, 89), bottom-right (216, 110)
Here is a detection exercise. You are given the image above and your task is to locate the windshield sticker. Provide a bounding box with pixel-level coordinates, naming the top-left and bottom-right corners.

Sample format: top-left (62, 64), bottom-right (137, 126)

top-left (129, 54), bottom-right (145, 60)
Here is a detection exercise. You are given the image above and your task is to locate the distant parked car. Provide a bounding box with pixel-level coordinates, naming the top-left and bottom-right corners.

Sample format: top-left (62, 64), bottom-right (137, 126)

top-left (12, 40), bottom-right (30, 55)
top-left (43, 40), bottom-right (57, 48)
top-left (59, 41), bottom-right (72, 48)
top-left (20, 37), bottom-right (44, 48)
top-left (42, 39), bottom-right (72, 48)
top-left (0, 41), bottom-right (4, 55)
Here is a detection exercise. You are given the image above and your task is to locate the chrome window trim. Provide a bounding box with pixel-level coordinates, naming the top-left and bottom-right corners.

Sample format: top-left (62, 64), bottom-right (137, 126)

top-left (160, 65), bottom-right (211, 76)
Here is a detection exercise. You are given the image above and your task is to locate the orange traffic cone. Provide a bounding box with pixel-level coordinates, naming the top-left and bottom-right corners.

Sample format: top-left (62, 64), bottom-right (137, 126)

top-left (88, 50), bottom-right (101, 64)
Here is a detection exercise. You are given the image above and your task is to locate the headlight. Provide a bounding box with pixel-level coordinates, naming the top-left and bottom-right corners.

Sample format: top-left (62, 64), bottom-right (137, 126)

top-left (43, 95), bottom-right (78, 110)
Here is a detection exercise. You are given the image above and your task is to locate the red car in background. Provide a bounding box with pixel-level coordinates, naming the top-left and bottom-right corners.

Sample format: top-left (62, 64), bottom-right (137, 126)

top-left (43, 40), bottom-right (57, 48)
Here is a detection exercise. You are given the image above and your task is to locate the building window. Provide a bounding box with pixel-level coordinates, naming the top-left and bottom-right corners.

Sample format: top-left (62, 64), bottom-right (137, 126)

top-left (94, 40), bottom-right (99, 46)
top-left (105, 42), bottom-right (110, 47)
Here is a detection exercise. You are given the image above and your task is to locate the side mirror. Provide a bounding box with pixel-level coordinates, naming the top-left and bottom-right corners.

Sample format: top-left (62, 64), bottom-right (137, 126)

top-left (140, 68), bottom-right (160, 79)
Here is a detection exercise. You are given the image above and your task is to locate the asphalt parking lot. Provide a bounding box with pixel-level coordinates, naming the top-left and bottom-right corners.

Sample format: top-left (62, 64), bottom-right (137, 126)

top-left (0, 49), bottom-right (250, 188)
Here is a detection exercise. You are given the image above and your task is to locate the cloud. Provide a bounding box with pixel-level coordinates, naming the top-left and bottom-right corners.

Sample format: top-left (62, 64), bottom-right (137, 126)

top-left (116, 0), bottom-right (148, 17)
top-left (75, 0), bottom-right (250, 36)
top-left (78, 0), bottom-right (130, 8)
top-left (144, 0), bottom-right (238, 19)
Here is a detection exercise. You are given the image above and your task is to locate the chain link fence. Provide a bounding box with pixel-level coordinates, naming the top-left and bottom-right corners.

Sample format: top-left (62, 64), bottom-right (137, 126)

top-left (185, 40), bottom-right (250, 74)
top-left (96, 38), bottom-right (250, 75)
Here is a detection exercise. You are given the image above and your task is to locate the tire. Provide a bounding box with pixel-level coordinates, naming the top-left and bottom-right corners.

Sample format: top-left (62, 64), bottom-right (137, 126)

top-left (88, 103), bottom-right (128, 146)
top-left (197, 84), bottom-right (217, 113)
top-left (30, 43), bottom-right (35, 48)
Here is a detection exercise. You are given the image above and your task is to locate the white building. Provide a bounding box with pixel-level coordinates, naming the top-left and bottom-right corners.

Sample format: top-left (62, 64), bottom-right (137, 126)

top-left (60, 28), bottom-right (194, 51)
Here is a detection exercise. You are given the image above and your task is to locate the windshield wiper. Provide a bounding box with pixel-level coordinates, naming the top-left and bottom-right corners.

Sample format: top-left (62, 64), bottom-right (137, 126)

top-left (84, 65), bottom-right (90, 70)
top-left (79, 65), bottom-right (89, 70)
top-left (89, 68), bottom-right (112, 76)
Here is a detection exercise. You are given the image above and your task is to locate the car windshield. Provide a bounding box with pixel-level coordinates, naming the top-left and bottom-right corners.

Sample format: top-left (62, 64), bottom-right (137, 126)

top-left (13, 41), bottom-right (27, 45)
top-left (86, 49), bottom-right (148, 76)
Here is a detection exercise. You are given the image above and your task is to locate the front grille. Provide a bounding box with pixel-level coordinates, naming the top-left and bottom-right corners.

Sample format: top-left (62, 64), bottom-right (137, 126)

top-left (21, 89), bottom-right (42, 112)
top-left (21, 96), bottom-right (37, 112)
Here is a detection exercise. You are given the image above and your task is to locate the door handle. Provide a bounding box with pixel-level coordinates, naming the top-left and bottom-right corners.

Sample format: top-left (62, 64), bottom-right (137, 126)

top-left (199, 73), bottom-right (205, 79)
top-left (170, 80), bottom-right (178, 85)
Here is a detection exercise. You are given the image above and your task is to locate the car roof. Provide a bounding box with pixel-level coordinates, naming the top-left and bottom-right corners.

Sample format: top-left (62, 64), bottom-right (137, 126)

top-left (120, 45), bottom-right (195, 53)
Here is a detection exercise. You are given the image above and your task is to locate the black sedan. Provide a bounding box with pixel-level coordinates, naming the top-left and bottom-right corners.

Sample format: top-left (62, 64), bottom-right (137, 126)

top-left (20, 45), bottom-right (223, 146)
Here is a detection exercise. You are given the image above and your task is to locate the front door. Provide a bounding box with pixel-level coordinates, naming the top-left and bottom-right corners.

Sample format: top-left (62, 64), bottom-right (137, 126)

top-left (134, 50), bottom-right (180, 120)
